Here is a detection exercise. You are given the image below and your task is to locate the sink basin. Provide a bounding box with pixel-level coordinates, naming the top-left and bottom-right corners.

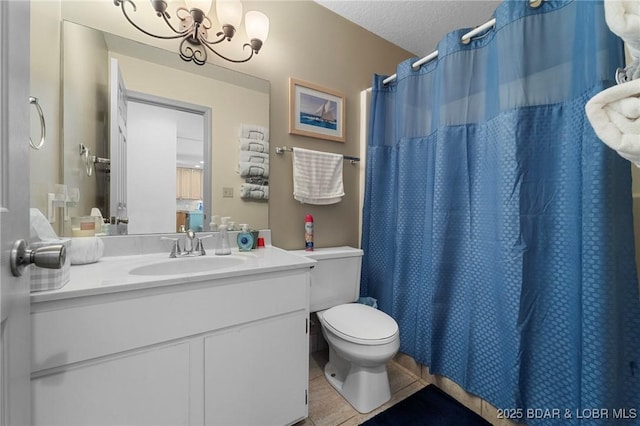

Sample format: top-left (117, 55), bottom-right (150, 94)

top-left (129, 255), bottom-right (246, 276)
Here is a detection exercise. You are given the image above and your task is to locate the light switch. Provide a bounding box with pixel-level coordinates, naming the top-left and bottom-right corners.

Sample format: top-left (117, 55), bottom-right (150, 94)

top-left (222, 187), bottom-right (234, 198)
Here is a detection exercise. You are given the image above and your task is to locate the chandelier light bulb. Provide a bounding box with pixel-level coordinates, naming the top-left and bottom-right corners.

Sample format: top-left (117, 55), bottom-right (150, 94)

top-left (245, 11), bottom-right (269, 45)
top-left (216, 0), bottom-right (243, 31)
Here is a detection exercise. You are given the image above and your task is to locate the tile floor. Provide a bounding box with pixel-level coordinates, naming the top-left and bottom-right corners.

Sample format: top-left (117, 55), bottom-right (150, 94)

top-left (297, 348), bottom-right (428, 426)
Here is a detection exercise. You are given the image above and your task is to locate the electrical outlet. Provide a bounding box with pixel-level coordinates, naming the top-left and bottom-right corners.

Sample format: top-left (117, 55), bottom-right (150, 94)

top-left (222, 187), bottom-right (234, 198)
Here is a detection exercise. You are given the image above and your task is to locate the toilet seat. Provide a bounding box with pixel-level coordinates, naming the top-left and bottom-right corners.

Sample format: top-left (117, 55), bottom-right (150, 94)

top-left (321, 304), bottom-right (399, 346)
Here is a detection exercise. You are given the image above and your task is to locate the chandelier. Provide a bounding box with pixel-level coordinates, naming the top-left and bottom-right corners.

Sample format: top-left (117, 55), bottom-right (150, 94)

top-left (113, 0), bottom-right (270, 65)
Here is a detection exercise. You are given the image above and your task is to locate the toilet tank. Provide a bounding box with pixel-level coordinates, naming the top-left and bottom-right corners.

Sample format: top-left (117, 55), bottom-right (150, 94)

top-left (290, 246), bottom-right (364, 312)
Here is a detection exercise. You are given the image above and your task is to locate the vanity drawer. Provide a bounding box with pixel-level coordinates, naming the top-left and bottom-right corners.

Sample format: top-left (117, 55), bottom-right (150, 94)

top-left (32, 269), bottom-right (310, 372)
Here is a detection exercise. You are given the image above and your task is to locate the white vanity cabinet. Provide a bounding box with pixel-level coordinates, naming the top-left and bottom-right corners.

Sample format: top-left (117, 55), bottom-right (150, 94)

top-left (31, 268), bottom-right (310, 426)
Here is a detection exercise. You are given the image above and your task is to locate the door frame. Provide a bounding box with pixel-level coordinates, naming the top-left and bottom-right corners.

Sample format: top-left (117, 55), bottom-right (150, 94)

top-left (127, 91), bottom-right (212, 227)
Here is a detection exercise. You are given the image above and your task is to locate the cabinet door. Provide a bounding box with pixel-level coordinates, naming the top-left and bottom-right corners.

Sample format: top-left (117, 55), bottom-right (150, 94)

top-left (179, 168), bottom-right (192, 199)
top-left (204, 311), bottom-right (308, 426)
top-left (32, 342), bottom-right (191, 426)
top-left (176, 168), bottom-right (182, 198)
top-left (176, 168), bottom-right (202, 200)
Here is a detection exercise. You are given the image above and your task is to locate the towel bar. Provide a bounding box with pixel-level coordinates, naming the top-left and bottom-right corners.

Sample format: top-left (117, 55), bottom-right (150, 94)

top-left (275, 146), bottom-right (360, 164)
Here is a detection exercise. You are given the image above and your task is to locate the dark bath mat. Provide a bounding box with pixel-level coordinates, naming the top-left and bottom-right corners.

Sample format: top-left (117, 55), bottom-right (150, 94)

top-left (361, 384), bottom-right (492, 426)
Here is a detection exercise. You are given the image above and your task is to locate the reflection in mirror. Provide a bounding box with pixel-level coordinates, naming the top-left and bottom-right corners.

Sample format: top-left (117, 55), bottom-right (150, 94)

top-left (123, 91), bottom-right (211, 235)
top-left (60, 20), bottom-right (269, 237)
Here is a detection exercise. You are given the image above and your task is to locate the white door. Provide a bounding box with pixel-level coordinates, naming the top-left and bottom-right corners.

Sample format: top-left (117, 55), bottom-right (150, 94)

top-left (109, 58), bottom-right (128, 220)
top-left (0, 1), bottom-right (32, 425)
top-left (126, 102), bottom-right (177, 234)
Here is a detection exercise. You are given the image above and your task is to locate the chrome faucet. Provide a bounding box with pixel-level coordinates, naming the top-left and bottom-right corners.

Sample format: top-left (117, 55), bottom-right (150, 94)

top-left (184, 229), bottom-right (196, 253)
top-left (162, 229), bottom-right (210, 258)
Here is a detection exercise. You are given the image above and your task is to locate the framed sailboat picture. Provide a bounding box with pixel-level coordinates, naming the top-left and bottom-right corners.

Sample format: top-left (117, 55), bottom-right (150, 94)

top-left (289, 78), bottom-right (345, 142)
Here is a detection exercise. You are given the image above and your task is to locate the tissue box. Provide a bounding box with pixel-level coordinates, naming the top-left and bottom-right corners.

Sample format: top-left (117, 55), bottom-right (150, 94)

top-left (30, 238), bottom-right (71, 292)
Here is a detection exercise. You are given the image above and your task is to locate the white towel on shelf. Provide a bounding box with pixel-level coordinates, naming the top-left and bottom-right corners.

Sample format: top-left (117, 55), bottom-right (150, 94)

top-left (240, 183), bottom-right (269, 200)
top-left (239, 124), bottom-right (269, 141)
top-left (292, 147), bottom-right (344, 205)
top-left (239, 138), bottom-right (270, 153)
top-left (239, 151), bottom-right (269, 164)
top-left (605, 0), bottom-right (640, 60)
top-left (238, 162), bottom-right (270, 178)
top-left (585, 78), bottom-right (640, 165)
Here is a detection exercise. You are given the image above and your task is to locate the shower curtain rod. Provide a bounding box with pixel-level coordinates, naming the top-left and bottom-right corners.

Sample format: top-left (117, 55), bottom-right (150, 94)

top-left (381, 0), bottom-right (545, 85)
top-left (383, 18), bottom-right (497, 85)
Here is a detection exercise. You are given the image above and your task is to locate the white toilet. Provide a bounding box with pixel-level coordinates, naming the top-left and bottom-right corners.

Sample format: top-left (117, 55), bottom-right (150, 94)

top-left (293, 247), bottom-right (400, 414)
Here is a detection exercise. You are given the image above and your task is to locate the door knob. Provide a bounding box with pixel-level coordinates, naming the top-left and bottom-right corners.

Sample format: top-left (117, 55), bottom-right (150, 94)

top-left (10, 239), bottom-right (66, 277)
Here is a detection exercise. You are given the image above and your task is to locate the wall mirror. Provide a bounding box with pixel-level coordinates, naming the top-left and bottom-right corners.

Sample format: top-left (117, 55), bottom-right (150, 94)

top-left (59, 20), bottom-right (270, 236)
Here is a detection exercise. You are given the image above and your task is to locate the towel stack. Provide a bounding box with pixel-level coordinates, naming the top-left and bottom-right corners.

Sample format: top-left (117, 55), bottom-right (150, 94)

top-left (586, 79), bottom-right (640, 165)
top-left (605, 0), bottom-right (640, 61)
top-left (585, 0), bottom-right (640, 166)
top-left (605, 0), bottom-right (640, 83)
top-left (238, 124), bottom-right (269, 200)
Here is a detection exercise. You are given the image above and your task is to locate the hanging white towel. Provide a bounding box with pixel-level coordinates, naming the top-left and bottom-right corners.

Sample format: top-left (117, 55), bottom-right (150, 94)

top-left (605, 0), bottom-right (640, 60)
top-left (239, 138), bottom-right (270, 153)
top-left (239, 124), bottom-right (269, 141)
top-left (292, 147), bottom-right (344, 205)
top-left (585, 78), bottom-right (640, 165)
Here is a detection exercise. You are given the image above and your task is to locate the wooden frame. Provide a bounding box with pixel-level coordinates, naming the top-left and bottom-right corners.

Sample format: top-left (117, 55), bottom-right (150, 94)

top-left (289, 78), bottom-right (345, 142)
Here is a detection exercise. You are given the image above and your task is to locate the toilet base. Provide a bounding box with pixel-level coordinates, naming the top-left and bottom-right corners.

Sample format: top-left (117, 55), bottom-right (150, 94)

top-left (323, 350), bottom-right (392, 414)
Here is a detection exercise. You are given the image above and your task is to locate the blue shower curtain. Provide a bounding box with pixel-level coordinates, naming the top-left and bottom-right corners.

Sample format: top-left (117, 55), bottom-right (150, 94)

top-left (361, 0), bottom-right (640, 423)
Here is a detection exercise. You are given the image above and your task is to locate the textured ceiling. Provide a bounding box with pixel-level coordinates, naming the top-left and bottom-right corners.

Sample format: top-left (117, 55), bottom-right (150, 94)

top-left (314, 1), bottom-right (502, 57)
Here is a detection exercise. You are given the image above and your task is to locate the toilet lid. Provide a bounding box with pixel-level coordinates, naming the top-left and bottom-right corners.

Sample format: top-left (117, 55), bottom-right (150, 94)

top-left (322, 304), bottom-right (398, 345)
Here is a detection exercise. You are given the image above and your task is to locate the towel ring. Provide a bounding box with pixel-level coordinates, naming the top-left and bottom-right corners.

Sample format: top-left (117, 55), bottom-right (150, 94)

top-left (29, 96), bottom-right (46, 150)
top-left (615, 67), bottom-right (629, 85)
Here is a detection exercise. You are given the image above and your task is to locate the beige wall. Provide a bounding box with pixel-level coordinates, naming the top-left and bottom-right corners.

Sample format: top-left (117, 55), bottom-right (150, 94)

top-left (30, 1), bottom-right (62, 219)
top-left (62, 22), bottom-right (109, 223)
top-left (30, 0), bottom-right (411, 249)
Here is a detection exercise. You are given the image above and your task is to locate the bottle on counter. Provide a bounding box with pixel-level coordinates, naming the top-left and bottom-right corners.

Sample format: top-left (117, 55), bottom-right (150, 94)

top-left (305, 214), bottom-right (314, 251)
top-left (215, 223), bottom-right (232, 255)
top-left (237, 224), bottom-right (254, 252)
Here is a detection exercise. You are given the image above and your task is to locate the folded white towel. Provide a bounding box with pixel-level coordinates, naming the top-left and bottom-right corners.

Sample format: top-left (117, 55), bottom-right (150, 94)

top-left (292, 147), bottom-right (344, 205)
top-left (69, 237), bottom-right (104, 265)
top-left (239, 151), bottom-right (269, 164)
top-left (605, 0), bottom-right (640, 60)
top-left (240, 183), bottom-right (269, 200)
top-left (239, 138), bottom-right (270, 153)
top-left (239, 124), bottom-right (269, 141)
top-left (586, 79), bottom-right (640, 165)
top-left (238, 162), bottom-right (270, 178)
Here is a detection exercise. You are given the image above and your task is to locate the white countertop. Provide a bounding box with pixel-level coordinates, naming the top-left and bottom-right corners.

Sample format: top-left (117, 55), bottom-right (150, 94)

top-left (31, 245), bottom-right (315, 303)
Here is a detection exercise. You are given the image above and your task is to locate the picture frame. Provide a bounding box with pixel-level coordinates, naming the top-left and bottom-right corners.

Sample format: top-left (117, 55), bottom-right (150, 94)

top-left (289, 78), bottom-right (345, 143)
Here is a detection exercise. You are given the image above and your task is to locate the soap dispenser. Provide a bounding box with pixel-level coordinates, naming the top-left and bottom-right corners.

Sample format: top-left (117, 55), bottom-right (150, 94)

top-left (215, 222), bottom-right (232, 255)
top-left (237, 224), bottom-right (254, 252)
